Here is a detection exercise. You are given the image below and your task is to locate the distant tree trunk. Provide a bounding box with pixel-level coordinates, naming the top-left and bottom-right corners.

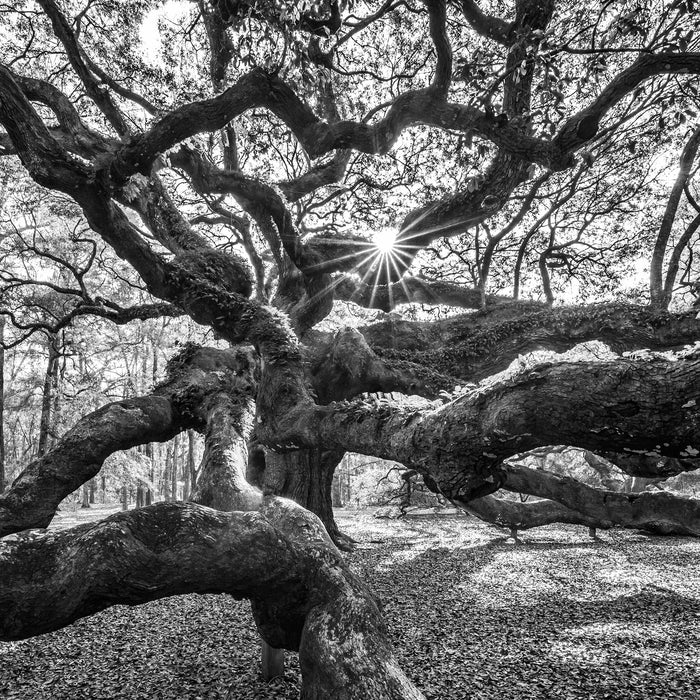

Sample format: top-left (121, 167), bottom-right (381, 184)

top-left (81, 483), bottom-right (90, 509)
top-left (48, 331), bottom-right (66, 450)
top-left (650, 124), bottom-right (700, 308)
top-left (37, 333), bottom-right (60, 457)
top-left (164, 442), bottom-right (173, 502)
top-left (121, 485), bottom-right (128, 511)
top-left (185, 429), bottom-right (196, 499)
top-left (145, 442), bottom-right (154, 505)
top-left (172, 433), bottom-right (180, 501)
top-left (89, 479), bottom-right (96, 504)
top-left (331, 472), bottom-right (342, 507)
top-left (0, 316), bottom-right (5, 493)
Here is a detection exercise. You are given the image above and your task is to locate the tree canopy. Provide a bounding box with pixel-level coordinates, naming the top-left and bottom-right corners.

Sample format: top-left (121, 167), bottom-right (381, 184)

top-left (1, 1), bottom-right (700, 697)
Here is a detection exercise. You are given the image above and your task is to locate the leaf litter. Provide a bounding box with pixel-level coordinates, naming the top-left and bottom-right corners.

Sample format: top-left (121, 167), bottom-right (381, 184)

top-left (1, 508), bottom-right (699, 699)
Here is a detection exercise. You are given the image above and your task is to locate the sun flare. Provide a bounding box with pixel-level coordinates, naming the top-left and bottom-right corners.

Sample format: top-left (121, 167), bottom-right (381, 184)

top-left (373, 228), bottom-right (396, 254)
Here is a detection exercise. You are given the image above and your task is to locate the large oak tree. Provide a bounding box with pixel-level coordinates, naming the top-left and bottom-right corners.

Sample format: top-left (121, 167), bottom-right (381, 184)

top-left (1, 1), bottom-right (700, 697)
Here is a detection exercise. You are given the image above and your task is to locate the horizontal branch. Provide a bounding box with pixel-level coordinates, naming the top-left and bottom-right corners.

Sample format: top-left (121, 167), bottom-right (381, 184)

top-left (0, 503), bottom-right (300, 640)
top-left (280, 347), bottom-right (700, 502)
top-left (463, 493), bottom-right (601, 530)
top-left (333, 274), bottom-right (527, 312)
top-left (108, 69), bottom-right (561, 184)
top-left (500, 463), bottom-right (700, 536)
top-left (555, 52), bottom-right (700, 153)
top-left (363, 304), bottom-right (700, 381)
top-left (307, 327), bottom-right (457, 402)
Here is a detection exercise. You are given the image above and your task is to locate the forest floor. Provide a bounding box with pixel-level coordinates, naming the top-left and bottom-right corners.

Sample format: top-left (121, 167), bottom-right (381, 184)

top-left (2, 504), bottom-right (700, 699)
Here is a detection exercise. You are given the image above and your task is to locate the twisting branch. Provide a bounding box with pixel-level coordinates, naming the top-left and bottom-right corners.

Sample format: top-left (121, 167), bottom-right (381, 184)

top-left (0, 499), bottom-right (426, 699)
top-left (459, 0), bottom-right (512, 44)
top-left (35, 0), bottom-right (130, 136)
top-left (0, 346), bottom-right (250, 537)
top-left (424, 0), bottom-right (452, 96)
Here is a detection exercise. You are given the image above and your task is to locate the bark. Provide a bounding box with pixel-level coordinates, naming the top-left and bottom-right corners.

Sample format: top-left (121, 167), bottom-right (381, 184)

top-left (188, 373), bottom-right (346, 544)
top-left (307, 327), bottom-right (456, 402)
top-left (463, 494), bottom-right (602, 530)
top-left (261, 448), bottom-right (348, 547)
top-left (0, 500), bottom-right (425, 700)
top-left (362, 304), bottom-right (700, 382)
top-left (190, 395), bottom-right (261, 512)
top-left (284, 348), bottom-right (700, 507)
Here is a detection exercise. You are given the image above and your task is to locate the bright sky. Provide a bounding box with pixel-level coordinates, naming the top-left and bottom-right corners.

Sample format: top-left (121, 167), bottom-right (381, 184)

top-left (139, 1), bottom-right (193, 64)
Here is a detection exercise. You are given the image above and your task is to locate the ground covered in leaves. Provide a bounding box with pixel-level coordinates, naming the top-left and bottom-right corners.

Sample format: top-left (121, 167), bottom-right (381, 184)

top-left (2, 505), bottom-right (700, 699)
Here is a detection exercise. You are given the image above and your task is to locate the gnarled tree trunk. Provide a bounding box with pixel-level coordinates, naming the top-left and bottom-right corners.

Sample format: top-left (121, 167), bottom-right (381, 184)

top-left (257, 447), bottom-right (349, 547)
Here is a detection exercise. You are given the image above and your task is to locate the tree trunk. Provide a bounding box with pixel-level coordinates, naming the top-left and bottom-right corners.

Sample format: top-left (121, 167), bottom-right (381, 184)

top-left (145, 442), bottom-right (154, 505)
top-left (171, 434), bottom-right (179, 501)
top-left (188, 429), bottom-right (197, 499)
top-left (164, 442), bottom-right (173, 502)
top-left (37, 333), bottom-right (59, 457)
top-left (81, 483), bottom-right (90, 509)
top-left (121, 485), bottom-right (128, 511)
top-left (649, 124), bottom-right (700, 308)
top-left (191, 396), bottom-right (261, 511)
top-left (331, 470), bottom-right (342, 507)
top-left (260, 448), bottom-right (349, 547)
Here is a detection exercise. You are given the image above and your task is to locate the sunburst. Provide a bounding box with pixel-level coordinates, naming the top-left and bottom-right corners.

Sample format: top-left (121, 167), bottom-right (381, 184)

top-left (372, 228), bottom-right (397, 254)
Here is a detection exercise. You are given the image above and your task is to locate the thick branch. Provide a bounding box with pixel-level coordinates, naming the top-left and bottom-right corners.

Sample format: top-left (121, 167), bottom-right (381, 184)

top-left (555, 53), bottom-right (700, 154)
top-left (0, 499), bottom-right (425, 699)
top-left (109, 70), bottom-right (560, 184)
top-left (500, 463), bottom-right (700, 536)
top-left (278, 348), bottom-right (700, 503)
top-left (363, 304), bottom-right (700, 382)
top-left (36, 0), bottom-right (129, 135)
top-left (460, 0), bottom-right (511, 44)
top-left (0, 64), bottom-right (87, 191)
top-left (191, 393), bottom-right (262, 511)
top-left (307, 327), bottom-right (457, 402)
top-left (463, 494), bottom-right (601, 529)
top-left (0, 347), bottom-right (249, 537)
top-left (333, 274), bottom-right (529, 312)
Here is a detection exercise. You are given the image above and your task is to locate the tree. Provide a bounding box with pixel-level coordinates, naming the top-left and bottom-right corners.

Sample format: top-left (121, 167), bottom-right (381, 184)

top-left (1, 1), bottom-right (700, 697)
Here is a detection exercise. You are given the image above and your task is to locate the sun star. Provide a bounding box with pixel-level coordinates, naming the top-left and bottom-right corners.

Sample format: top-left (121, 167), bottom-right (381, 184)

top-left (373, 228), bottom-right (397, 254)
